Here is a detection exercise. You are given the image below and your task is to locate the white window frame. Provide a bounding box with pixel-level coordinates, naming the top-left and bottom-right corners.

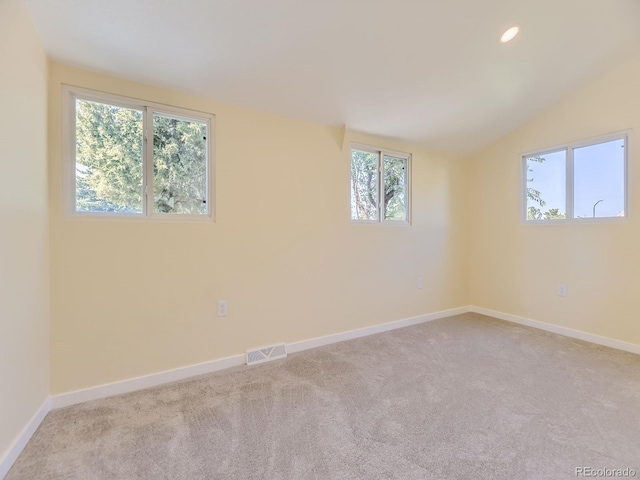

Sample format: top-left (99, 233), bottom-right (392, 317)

top-left (63, 85), bottom-right (215, 221)
top-left (522, 131), bottom-right (629, 223)
top-left (350, 143), bottom-right (411, 225)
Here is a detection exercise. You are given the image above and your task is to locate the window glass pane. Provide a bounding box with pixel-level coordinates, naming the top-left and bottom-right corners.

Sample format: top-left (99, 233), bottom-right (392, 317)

top-left (153, 114), bottom-right (208, 214)
top-left (573, 138), bottom-right (625, 219)
top-left (351, 149), bottom-right (379, 220)
top-left (525, 150), bottom-right (566, 220)
top-left (75, 99), bottom-right (143, 213)
top-left (383, 155), bottom-right (407, 221)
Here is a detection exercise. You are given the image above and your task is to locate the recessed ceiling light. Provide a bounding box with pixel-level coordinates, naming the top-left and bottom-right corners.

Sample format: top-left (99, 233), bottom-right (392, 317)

top-left (500, 26), bottom-right (519, 43)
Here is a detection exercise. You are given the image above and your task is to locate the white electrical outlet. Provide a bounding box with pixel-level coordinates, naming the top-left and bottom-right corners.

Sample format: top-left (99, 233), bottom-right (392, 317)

top-left (217, 300), bottom-right (228, 317)
top-left (417, 277), bottom-right (424, 289)
top-left (558, 284), bottom-right (567, 297)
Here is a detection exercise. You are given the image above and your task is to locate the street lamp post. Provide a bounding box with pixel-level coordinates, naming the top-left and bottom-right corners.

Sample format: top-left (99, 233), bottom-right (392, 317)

top-left (593, 199), bottom-right (604, 218)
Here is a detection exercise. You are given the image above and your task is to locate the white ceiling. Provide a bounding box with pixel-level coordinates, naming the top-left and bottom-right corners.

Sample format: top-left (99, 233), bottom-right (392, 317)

top-left (23, 0), bottom-right (640, 155)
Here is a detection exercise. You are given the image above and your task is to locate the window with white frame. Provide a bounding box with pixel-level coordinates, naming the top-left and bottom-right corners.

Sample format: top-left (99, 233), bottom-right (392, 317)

top-left (524, 133), bottom-right (627, 221)
top-left (350, 144), bottom-right (410, 223)
top-left (65, 87), bottom-right (214, 218)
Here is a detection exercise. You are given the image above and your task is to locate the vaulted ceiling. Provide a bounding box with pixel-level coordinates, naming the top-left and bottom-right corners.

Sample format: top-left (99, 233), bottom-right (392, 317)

top-left (24, 0), bottom-right (640, 155)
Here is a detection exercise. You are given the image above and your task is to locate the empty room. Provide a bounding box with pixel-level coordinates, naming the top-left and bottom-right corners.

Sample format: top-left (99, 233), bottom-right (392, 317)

top-left (1, 0), bottom-right (640, 478)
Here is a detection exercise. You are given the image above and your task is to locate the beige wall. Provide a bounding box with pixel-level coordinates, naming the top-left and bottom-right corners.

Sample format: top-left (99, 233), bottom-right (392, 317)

top-left (0, 0), bottom-right (50, 462)
top-left (48, 63), bottom-right (469, 394)
top-left (4, 0), bottom-right (638, 419)
top-left (469, 54), bottom-right (640, 345)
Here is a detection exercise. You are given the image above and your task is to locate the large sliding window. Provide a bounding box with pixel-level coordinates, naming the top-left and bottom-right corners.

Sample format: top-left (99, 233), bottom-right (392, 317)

top-left (65, 86), bottom-right (214, 219)
top-left (524, 133), bottom-right (627, 222)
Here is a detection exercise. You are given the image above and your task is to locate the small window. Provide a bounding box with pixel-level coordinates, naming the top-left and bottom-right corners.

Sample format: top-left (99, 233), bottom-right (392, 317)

top-left (66, 87), bottom-right (213, 219)
top-left (350, 144), bottom-right (410, 223)
top-left (524, 134), bottom-right (627, 222)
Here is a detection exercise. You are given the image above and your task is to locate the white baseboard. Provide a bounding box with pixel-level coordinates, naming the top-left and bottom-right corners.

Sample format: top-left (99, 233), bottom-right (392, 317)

top-left (46, 305), bottom-right (640, 413)
top-left (51, 353), bottom-right (246, 409)
top-left (6, 305), bottom-right (638, 478)
top-left (51, 306), bottom-right (468, 410)
top-left (287, 306), bottom-right (469, 353)
top-left (469, 305), bottom-right (640, 355)
top-left (0, 398), bottom-right (51, 480)
top-left (49, 305), bottom-right (639, 410)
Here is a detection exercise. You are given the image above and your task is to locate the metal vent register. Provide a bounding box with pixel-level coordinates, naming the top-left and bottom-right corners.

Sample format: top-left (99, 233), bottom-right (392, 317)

top-left (246, 344), bottom-right (287, 366)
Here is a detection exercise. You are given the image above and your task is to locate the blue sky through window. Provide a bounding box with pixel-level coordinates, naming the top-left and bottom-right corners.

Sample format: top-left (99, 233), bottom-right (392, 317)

top-left (526, 150), bottom-right (566, 217)
top-left (573, 139), bottom-right (625, 218)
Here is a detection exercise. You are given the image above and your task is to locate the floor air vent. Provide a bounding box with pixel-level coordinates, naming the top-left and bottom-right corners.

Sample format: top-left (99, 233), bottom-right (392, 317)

top-left (246, 343), bottom-right (287, 366)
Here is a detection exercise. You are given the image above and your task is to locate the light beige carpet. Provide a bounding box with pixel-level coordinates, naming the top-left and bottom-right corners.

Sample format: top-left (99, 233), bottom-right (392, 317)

top-left (7, 313), bottom-right (640, 479)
